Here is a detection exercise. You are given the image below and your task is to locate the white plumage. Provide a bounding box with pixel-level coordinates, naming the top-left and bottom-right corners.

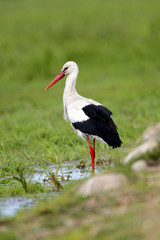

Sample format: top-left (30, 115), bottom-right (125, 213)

top-left (62, 62), bottom-right (100, 124)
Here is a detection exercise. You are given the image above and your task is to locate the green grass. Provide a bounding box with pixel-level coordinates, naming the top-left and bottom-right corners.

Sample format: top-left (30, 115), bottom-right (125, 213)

top-left (0, 0), bottom-right (160, 195)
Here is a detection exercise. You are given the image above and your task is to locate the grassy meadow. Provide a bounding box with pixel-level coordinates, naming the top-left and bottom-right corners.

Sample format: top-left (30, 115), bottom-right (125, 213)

top-left (0, 0), bottom-right (160, 238)
top-left (0, 0), bottom-right (160, 194)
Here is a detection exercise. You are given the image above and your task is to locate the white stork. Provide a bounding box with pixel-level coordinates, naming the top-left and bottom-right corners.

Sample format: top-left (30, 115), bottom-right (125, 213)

top-left (45, 61), bottom-right (122, 172)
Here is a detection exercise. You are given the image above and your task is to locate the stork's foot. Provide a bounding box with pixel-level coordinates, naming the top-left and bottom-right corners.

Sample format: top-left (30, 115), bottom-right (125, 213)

top-left (86, 137), bottom-right (95, 172)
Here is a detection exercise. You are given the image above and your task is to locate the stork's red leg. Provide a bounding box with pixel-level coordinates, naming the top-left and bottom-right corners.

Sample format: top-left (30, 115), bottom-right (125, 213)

top-left (86, 136), bottom-right (95, 172)
top-left (93, 139), bottom-right (95, 159)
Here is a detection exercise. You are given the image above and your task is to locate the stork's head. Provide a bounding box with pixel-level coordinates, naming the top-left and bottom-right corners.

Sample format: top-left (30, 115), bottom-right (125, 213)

top-left (45, 61), bottom-right (78, 91)
top-left (61, 61), bottom-right (79, 76)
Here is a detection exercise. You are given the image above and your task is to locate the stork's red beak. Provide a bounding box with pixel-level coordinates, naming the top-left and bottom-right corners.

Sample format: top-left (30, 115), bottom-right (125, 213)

top-left (45, 71), bottom-right (65, 91)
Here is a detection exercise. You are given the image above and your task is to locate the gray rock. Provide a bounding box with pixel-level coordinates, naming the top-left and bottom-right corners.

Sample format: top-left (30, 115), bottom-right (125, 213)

top-left (142, 123), bottom-right (160, 142)
top-left (124, 140), bottom-right (158, 164)
top-left (123, 122), bottom-right (160, 166)
top-left (78, 173), bottom-right (128, 196)
top-left (131, 160), bottom-right (148, 172)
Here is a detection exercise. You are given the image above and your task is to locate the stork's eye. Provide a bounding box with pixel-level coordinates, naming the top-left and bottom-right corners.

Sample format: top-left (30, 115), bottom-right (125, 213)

top-left (63, 67), bottom-right (68, 71)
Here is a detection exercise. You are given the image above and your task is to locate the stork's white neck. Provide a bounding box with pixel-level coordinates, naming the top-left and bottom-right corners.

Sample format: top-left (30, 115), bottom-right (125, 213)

top-left (63, 71), bottom-right (78, 103)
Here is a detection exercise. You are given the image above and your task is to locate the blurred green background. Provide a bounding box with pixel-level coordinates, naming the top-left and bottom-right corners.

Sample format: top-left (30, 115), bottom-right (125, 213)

top-left (0, 0), bottom-right (160, 187)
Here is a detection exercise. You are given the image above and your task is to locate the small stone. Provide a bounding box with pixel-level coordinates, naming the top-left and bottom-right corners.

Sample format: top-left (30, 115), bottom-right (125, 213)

top-left (78, 173), bottom-right (128, 196)
top-left (131, 160), bottom-right (148, 172)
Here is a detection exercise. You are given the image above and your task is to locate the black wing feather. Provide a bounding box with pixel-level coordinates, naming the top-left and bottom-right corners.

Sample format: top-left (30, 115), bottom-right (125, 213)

top-left (72, 104), bottom-right (122, 148)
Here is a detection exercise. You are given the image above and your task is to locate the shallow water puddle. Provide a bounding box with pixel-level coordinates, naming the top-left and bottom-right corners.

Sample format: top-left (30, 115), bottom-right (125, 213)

top-left (0, 197), bottom-right (35, 219)
top-left (0, 161), bottom-right (105, 219)
top-left (32, 161), bottom-right (94, 183)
